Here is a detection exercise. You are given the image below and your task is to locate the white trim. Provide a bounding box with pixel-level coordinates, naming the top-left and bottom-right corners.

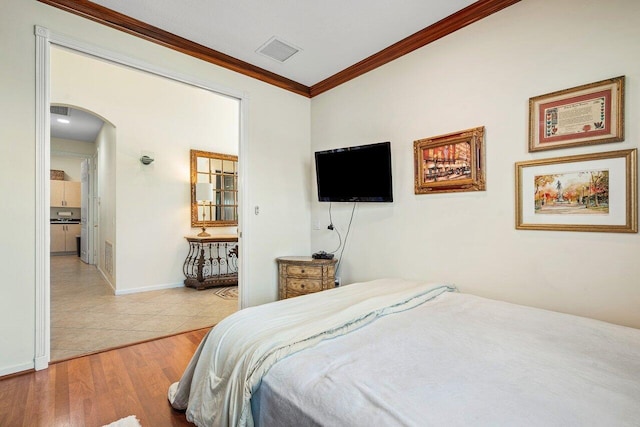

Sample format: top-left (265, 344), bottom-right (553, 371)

top-left (97, 265), bottom-right (115, 293)
top-left (34, 25), bottom-right (250, 371)
top-left (0, 362), bottom-right (35, 377)
top-left (35, 26), bottom-right (51, 371)
top-left (238, 93), bottom-right (250, 310)
top-left (114, 282), bottom-right (184, 296)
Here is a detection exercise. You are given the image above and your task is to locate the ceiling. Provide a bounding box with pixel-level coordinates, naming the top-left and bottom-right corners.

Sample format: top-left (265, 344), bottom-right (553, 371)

top-left (88, 0), bottom-right (477, 87)
top-left (51, 106), bottom-right (104, 142)
top-left (44, 0), bottom-right (519, 141)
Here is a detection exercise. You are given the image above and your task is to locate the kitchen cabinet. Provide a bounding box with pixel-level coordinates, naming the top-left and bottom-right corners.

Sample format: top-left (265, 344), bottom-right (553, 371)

top-left (51, 223), bottom-right (81, 253)
top-left (50, 180), bottom-right (81, 207)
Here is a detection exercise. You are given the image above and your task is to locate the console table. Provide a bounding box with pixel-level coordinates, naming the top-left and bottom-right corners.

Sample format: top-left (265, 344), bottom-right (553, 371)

top-left (183, 235), bottom-right (238, 290)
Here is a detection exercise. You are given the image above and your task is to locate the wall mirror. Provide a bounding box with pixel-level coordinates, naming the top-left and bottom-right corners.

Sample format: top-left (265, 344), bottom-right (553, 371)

top-left (190, 149), bottom-right (238, 227)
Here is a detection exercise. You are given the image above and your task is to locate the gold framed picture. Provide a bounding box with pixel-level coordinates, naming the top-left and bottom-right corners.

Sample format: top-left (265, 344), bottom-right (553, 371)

top-left (515, 149), bottom-right (637, 233)
top-left (414, 126), bottom-right (485, 194)
top-left (529, 76), bottom-right (624, 152)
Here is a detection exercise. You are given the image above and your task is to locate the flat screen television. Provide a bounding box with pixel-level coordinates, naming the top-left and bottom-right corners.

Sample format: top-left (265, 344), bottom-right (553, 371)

top-left (315, 141), bottom-right (393, 202)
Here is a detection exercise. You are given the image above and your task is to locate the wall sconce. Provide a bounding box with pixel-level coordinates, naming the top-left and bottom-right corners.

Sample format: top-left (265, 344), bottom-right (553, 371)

top-left (195, 182), bottom-right (214, 237)
top-left (140, 155), bottom-right (155, 165)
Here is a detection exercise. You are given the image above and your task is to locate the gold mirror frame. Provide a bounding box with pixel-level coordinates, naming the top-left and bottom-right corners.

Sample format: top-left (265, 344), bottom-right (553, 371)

top-left (190, 149), bottom-right (238, 228)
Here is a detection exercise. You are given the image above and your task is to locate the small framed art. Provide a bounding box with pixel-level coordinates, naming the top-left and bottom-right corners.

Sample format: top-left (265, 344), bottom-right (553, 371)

top-left (528, 76), bottom-right (624, 152)
top-left (515, 149), bottom-right (637, 233)
top-left (414, 126), bottom-right (485, 194)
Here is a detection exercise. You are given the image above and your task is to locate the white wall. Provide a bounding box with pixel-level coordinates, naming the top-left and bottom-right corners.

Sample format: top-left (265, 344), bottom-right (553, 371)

top-left (0, 0), bottom-right (311, 375)
top-left (96, 122), bottom-right (117, 285)
top-left (51, 137), bottom-right (96, 181)
top-left (310, 0), bottom-right (640, 328)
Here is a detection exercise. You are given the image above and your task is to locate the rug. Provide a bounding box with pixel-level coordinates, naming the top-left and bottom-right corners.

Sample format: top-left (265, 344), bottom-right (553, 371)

top-left (101, 415), bottom-right (142, 427)
top-left (213, 285), bottom-right (238, 300)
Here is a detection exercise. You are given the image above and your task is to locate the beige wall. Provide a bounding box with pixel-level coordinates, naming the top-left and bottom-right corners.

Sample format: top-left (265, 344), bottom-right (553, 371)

top-left (310, 0), bottom-right (640, 328)
top-left (0, 0), bottom-right (311, 375)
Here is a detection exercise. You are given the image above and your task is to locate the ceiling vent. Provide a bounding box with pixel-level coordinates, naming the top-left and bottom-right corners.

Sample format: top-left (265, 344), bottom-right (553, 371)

top-left (50, 106), bottom-right (70, 116)
top-left (256, 37), bottom-right (300, 63)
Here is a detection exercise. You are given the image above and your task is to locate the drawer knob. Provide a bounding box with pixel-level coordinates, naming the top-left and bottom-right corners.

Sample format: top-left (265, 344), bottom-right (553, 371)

top-left (301, 284), bottom-right (305, 288)
top-left (301, 269), bottom-right (305, 273)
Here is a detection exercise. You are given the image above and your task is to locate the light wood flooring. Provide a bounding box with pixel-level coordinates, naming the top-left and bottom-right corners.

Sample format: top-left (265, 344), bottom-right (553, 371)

top-left (51, 255), bottom-right (238, 361)
top-left (0, 328), bottom-right (207, 426)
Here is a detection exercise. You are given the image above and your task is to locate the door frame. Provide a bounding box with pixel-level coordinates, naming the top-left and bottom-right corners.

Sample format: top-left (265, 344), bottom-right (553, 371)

top-left (34, 26), bottom-right (250, 370)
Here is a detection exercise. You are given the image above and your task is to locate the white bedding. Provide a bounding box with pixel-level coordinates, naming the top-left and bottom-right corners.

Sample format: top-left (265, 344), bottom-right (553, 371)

top-left (168, 278), bottom-right (456, 426)
top-left (252, 291), bottom-right (640, 427)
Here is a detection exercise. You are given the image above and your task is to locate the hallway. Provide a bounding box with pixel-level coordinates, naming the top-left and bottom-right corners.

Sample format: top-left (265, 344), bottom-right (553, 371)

top-left (51, 255), bottom-right (238, 361)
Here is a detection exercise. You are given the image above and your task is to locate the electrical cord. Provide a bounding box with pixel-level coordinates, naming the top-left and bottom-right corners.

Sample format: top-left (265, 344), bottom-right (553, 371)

top-left (328, 202), bottom-right (342, 253)
top-left (334, 202), bottom-right (357, 276)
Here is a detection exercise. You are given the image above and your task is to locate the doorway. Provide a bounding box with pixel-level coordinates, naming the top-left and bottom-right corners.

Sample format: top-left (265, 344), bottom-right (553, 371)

top-left (50, 105), bottom-right (102, 265)
top-left (36, 27), bottom-right (248, 369)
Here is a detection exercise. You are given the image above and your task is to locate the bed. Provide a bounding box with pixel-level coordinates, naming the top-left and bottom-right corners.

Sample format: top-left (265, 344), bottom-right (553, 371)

top-left (168, 278), bottom-right (640, 427)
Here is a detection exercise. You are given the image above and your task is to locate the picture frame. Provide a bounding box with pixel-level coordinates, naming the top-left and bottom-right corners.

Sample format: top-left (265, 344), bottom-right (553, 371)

top-left (515, 149), bottom-right (637, 233)
top-left (414, 126), bottom-right (485, 194)
top-left (528, 76), bottom-right (624, 152)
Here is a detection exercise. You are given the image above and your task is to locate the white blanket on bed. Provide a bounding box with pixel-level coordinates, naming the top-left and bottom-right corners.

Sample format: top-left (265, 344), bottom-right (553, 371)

top-left (253, 291), bottom-right (640, 427)
top-left (168, 279), bottom-right (456, 427)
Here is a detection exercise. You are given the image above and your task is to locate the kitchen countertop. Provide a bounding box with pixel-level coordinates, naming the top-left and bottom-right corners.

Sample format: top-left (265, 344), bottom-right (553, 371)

top-left (50, 219), bottom-right (81, 224)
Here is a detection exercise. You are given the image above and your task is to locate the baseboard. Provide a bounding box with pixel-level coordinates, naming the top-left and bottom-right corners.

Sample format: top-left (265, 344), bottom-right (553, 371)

top-left (97, 265), bottom-right (116, 293)
top-left (114, 281), bottom-right (183, 296)
top-left (95, 265), bottom-right (185, 296)
top-left (34, 355), bottom-right (48, 371)
top-left (0, 361), bottom-right (34, 378)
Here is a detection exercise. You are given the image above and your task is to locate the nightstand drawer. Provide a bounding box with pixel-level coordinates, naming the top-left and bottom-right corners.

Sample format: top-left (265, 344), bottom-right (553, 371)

top-left (287, 278), bottom-right (323, 293)
top-left (286, 265), bottom-right (322, 278)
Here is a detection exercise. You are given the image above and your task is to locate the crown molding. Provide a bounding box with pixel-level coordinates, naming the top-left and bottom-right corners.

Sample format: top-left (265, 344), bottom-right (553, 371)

top-left (310, 0), bottom-right (521, 97)
top-left (38, 0), bottom-right (520, 98)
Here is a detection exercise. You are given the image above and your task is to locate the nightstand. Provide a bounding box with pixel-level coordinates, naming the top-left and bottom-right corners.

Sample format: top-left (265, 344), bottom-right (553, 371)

top-left (276, 256), bottom-right (337, 299)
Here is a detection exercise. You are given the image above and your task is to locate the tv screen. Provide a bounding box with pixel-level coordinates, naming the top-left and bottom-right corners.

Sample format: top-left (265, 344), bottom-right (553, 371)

top-left (315, 141), bottom-right (393, 202)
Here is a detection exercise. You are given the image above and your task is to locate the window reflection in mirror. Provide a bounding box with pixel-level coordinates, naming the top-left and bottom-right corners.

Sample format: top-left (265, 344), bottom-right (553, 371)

top-left (191, 149), bottom-right (238, 227)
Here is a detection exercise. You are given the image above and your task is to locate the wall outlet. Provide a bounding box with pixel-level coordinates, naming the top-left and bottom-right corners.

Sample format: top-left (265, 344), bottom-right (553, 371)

top-left (313, 220), bottom-right (321, 230)
top-left (334, 277), bottom-right (341, 287)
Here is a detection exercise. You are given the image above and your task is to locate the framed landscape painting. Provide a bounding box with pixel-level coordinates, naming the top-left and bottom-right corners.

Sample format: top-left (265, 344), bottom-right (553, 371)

top-left (515, 149), bottom-right (637, 233)
top-left (528, 76), bottom-right (624, 152)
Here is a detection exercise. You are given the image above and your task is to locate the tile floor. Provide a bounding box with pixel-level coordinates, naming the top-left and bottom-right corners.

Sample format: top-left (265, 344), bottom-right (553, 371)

top-left (51, 255), bottom-right (239, 362)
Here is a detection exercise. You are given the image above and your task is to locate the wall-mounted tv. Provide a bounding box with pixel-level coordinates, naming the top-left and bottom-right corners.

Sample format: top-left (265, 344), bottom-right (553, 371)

top-left (315, 141), bottom-right (393, 202)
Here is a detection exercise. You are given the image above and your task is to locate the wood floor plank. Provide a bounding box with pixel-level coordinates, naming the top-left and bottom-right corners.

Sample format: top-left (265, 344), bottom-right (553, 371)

top-left (54, 363), bottom-right (72, 426)
top-left (0, 372), bottom-right (32, 426)
top-left (0, 328), bottom-right (207, 426)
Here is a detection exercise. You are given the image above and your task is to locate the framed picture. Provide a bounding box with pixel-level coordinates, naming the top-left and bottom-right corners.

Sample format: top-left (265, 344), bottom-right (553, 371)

top-left (529, 76), bottom-right (624, 152)
top-left (515, 149), bottom-right (637, 233)
top-left (414, 126), bottom-right (485, 194)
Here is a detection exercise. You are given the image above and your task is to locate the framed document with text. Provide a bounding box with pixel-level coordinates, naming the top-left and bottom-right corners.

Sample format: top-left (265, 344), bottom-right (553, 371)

top-left (529, 76), bottom-right (624, 152)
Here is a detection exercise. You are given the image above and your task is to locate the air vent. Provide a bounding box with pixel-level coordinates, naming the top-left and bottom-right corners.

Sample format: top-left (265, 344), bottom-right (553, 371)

top-left (50, 105), bottom-right (70, 116)
top-left (256, 37), bottom-right (300, 62)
